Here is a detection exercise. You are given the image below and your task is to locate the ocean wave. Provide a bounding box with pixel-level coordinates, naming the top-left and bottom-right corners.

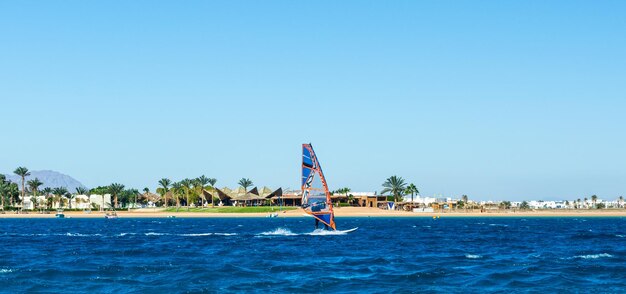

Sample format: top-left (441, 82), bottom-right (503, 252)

top-left (65, 233), bottom-right (101, 237)
top-left (489, 224), bottom-right (508, 227)
top-left (465, 254), bottom-right (482, 259)
top-left (0, 269), bottom-right (13, 274)
top-left (145, 232), bottom-right (169, 236)
top-left (116, 233), bottom-right (137, 237)
top-left (178, 233), bottom-right (213, 236)
top-left (572, 253), bottom-right (613, 259)
top-left (616, 235), bottom-right (625, 238)
top-left (259, 228), bottom-right (297, 236)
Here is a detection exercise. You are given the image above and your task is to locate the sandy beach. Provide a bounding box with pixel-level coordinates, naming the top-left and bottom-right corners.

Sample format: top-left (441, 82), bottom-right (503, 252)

top-left (2, 207), bottom-right (626, 218)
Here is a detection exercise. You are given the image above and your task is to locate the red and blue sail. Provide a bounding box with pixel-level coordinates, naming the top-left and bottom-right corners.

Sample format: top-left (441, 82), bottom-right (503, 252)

top-left (302, 143), bottom-right (336, 230)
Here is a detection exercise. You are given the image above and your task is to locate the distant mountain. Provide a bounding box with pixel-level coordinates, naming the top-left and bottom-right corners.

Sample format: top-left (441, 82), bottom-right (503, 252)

top-left (3, 170), bottom-right (85, 192)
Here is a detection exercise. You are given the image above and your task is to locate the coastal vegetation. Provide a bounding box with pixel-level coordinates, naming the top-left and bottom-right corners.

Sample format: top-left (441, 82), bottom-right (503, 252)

top-left (2, 166), bottom-right (626, 214)
top-left (164, 207), bottom-right (296, 213)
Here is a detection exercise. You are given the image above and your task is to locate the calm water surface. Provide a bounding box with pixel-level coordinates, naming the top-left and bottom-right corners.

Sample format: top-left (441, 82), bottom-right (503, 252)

top-left (1, 217), bottom-right (625, 293)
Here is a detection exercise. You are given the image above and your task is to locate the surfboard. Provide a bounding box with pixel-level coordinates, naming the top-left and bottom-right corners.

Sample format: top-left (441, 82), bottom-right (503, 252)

top-left (338, 227), bottom-right (358, 234)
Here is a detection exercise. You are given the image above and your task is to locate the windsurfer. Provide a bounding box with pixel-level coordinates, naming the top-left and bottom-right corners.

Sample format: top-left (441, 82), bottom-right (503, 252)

top-left (314, 217), bottom-right (329, 230)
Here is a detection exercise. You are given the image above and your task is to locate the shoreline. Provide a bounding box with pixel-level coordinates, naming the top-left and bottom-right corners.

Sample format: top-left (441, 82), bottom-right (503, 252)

top-left (1, 207), bottom-right (626, 218)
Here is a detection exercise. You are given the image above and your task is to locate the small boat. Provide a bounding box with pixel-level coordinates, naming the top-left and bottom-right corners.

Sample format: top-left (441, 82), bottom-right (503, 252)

top-left (105, 211), bottom-right (118, 219)
top-left (55, 209), bottom-right (65, 218)
top-left (167, 215), bottom-right (176, 218)
top-left (267, 213), bottom-right (278, 218)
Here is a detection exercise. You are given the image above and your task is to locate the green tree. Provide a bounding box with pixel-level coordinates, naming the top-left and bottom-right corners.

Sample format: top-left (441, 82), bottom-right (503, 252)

top-left (108, 183), bottom-right (125, 209)
top-left (462, 195), bottom-right (469, 211)
top-left (195, 176), bottom-right (211, 207)
top-left (13, 167), bottom-right (30, 208)
top-left (171, 182), bottom-right (183, 211)
top-left (0, 174), bottom-right (19, 210)
top-left (405, 184), bottom-right (419, 204)
top-left (76, 187), bottom-right (88, 210)
top-left (520, 201), bottom-right (530, 210)
top-left (158, 178), bottom-right (171, 208)
top-left (381, 175), bottom-right (407, 205)
top-left (208, 178), bottom-right (217, 207)
top-left (238, 178), bottom-right (253, 193)
top-left (52, 187), bottom-right (68, 208)
top-left (499, 201), bottom-right (512, 210)
top-left (27, 178), bottom-right (43, 210)
top-left (41, 187), bottom-right (52, 209)
top-left (591, 195), bottom-right (598, 208)
top-left (180, 178), bottom-right (193, 211)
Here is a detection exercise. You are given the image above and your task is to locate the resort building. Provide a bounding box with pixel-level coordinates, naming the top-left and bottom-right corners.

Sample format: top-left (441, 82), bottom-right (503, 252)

top-left (19, 194), bottom-right (111, 210)
top-left (208, 187), bottom-right (282, 206)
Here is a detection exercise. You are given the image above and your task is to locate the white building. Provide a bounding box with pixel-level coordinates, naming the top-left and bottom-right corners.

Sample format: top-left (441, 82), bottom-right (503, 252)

top-left (20, 194), bottom-right (111, 210)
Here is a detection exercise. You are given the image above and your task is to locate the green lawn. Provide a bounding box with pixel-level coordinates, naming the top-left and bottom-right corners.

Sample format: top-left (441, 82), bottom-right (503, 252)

top-left (164, 207), bottom-right (297, 213)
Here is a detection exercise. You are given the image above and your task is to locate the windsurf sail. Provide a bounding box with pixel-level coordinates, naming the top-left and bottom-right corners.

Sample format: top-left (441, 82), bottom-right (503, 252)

top-left (301, 143), bottom-right (336, 230)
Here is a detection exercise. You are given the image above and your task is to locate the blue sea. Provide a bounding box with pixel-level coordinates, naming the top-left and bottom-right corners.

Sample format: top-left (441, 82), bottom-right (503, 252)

top-left (1, 217), bottom-right (626, 293)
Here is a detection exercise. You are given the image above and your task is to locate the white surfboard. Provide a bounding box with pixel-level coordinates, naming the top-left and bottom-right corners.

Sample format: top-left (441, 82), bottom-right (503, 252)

top-left (337, 227), bottom-right (358, 233)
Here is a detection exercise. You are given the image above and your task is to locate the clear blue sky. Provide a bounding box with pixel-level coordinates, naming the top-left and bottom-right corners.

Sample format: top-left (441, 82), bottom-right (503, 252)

top-left (1, 1), bottom-right (625, 201)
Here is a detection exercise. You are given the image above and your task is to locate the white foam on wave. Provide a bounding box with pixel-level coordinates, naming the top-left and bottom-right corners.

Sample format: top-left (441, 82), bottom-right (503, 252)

top-left (0, 269), bottom-right (13, 274)
top-left (616, 235), bottom-right (625, 238)
top-left (178, 233), bottom-right (213, 236)
top-left (259, 228), bottom-right (297, 236)
top-left (65, 233), bottom-right (100, 237)
top-left (213, 233), bottom-right (237, 236)
top-left (489, 224), bottom-right (508, 227)
top-left (117, 233), bottom-right (137, 237)
top-left (573, 253), bottom-right (613, 259)
top-left (465, 254), bottom-right (482, 259)
top-left (145, 232), bottom-right (169, 236)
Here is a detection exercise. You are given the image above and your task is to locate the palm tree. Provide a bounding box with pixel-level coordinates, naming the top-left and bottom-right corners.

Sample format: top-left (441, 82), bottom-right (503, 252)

top-left (158, 178), bottom-right (171, 208)
top-left (195, 176), bottom-right (210, 207)
top-left (238, 178), bottom-right (253, 193)
top-left (76, 187), bottom-right (88, 210)
top-left (41, 187), bottom-right (52, 209)
top-left (66, 192), bottom-right (75, 209)
top-left (52, 187), bottom-right (68, 208)
top-left (380, 175), bottom-right (407, 205)
top-left (591, 195), bottom-right (598, 209)
top-left (462, 195), bottom-right (469, 211)
top-left (584, 197), bottom-right (588, 209)
top-left (577, 198), bottom-right (581, 210)
top-left (180, 179), bottom-right (193, 211)
top-left (171, 182), bottom-right (183, 211)
top-left (208, 178), bottom-right (217, 207)
top-left (405, 184), bottom-right (419, 204)
top-left (27, 178), bottom-right (43, 210)
top-left (619, 196), bottom-right (624, 208)
top-left (13, 167), bottom-right (30, 208)
top-left (0, 179), bottom-right (10, 209)
top-left (108, 183), bottom-right (125, 209)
